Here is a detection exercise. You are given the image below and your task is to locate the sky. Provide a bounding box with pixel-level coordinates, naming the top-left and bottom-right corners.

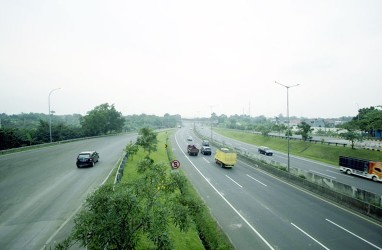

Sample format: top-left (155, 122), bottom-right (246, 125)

top-left (1, 0), bottom-right (381, 119)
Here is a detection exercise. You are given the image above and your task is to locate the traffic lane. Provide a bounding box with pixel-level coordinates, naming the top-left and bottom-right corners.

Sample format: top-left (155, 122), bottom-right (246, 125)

top-left (222, 161), bottom-right (382, 249)
top-left (201, 127), bottom-right (382, 196)
top-left (287, 154), bottom-right (382, 196)
top-left (172, 131), bottom-right (273, 249)
top-left (176, 129), bottom-right (382, 249)
top-left (0, 134), bottom-right (135, 250)
top-left (174, 132), bottom-right (317, 249)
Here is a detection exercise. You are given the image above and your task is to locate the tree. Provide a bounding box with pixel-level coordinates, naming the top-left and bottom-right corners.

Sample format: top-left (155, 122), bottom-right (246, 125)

top-left (296, 121), bottom-right (313, 141)
top-left (81, 103), bottom-right (125, 136)
top-left (124, 140), bottom-right (139, 159)
top-left (136, 127), bottom-right (158, 155)
top-left (355, 106), bottom-right (382, 138)
top-left (340, 120), bottom-right (363, 149)
top-left (58, 157), bottom-right (198, 250)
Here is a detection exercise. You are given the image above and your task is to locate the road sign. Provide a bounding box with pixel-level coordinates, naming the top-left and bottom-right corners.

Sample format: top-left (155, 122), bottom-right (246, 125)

top-left (171, 160), bottom-right (180, 169)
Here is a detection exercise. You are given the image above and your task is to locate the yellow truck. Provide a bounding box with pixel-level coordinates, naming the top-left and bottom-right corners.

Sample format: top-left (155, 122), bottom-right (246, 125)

top-left (215, 148), bottom-right (237, 168)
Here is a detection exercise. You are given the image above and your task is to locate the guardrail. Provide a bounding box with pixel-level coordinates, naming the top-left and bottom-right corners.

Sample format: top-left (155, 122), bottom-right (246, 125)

top-left (0, 133), bottom-right (127, 155)
top-left (194, 128), bottom-right (382, 222)
top-left (114, 152), bottom-right (128, 185)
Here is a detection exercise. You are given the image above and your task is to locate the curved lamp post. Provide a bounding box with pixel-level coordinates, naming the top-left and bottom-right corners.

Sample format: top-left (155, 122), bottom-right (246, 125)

top-left (48, 88), bottom-right (61, 143)
top-left (275, 81), bottom-right (300, 172)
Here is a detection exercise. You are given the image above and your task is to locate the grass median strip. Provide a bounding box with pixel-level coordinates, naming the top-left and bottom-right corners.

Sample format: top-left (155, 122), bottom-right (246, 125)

top-left (119, 130), bottom-right (234, 250)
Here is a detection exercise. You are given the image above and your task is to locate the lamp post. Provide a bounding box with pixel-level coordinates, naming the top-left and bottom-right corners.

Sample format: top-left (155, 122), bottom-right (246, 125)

top-left (275, 81), bottom-right (299, 172)
top-left (48, 88), bottom-right (61, 143)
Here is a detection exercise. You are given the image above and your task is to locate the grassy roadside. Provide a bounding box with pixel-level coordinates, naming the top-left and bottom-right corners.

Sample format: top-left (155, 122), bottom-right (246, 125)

top-left (215, 128), bottom-right (382, 165)
top-left (114, 130), bottom-right (234, 250)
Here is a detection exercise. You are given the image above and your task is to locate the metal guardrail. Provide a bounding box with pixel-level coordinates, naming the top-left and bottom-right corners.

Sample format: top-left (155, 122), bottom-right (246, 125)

top-left (194, 128), bottom-right (382, 222)
top-left (114, 152), bottom-right (128, 184)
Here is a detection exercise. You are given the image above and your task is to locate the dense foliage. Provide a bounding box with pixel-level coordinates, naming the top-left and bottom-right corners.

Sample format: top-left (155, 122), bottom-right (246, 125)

top-left (57, 129), bottom-right (200, 250)
top-left (0, 105), bottom-right (181, 150)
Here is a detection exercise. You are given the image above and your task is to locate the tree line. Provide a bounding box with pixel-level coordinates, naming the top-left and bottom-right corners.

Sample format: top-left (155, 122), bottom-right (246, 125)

top-left (0, 103), bottom-right (181, 150)
top-left (203, 106), bottom-right (382, 146)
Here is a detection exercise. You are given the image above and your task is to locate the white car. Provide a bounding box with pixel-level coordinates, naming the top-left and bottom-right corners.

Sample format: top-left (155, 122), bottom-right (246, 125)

top-left (187, 136), bottom-right (193, 141)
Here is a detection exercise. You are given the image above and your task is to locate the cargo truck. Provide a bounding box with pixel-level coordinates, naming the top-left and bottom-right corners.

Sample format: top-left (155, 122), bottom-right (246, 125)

top-left (187, 144), bottom-right (199, 156)
top-left (215, 148), bottom-right (237, 168)
top-left (339, 156), bottom-right (382, 182)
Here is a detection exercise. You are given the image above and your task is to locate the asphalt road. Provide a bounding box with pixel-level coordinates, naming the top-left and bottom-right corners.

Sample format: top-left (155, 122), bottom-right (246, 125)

top-left (0, 134), bottom-right (135, 250)
top-left (195, 124), bottom-right (382, 196)
top-left (174, 126), bottom-right (382, 249)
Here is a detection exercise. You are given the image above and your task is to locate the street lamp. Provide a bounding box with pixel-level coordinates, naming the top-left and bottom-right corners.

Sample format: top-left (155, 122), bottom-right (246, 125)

top-left (275, 81), bottom-right (300, 172)
top-left (48, 87), bottom-right (61, 143)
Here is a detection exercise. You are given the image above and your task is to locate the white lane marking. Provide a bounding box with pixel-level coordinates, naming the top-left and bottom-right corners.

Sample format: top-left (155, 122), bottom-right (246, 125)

top-left (291, 223), bottom-right (330, 250)
top-left (326, 170), bottom-right (354, 178)
top-left (240, 159), bottom-right (382, 228)
top-left (326, 170), bottom-right (341, 175)
top-left (225, 175), bottom-right (243, 188)
top-left (43, 152), bottom-right (124, 249)
top-left (247, 174), bottom-right (267, 187)
top-left (309, 170), bottom-right (336, 179)
top-left (203, 157), bottom-right (210, 164)
top-left (326, 219), bottom-right (382, 250)
top-left (175, 131), bottom-right (275, 250)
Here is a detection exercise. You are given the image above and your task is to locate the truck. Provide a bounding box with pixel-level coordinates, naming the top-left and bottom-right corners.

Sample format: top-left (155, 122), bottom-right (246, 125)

top-left (187, 144), bottom-right (199, 156)
top-left (215, 148), bottom-right (237, 168)
top-left (339, 156), bottom-right (382, 182)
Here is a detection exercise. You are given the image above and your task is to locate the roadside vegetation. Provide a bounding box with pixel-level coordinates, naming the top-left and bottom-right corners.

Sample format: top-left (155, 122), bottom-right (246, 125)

top-left (56, 128), bottom-right (233, 250)
top-left (214, 128), bottom-right (382, 165)
top-left (0, 103), bottom-right (181, 150)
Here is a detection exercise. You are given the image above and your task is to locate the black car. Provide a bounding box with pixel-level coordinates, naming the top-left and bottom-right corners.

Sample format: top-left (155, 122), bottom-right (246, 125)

top-left (258, 146), bottom-right (273, 156)
top-left (200, 146), bottom-right (212, 155)
top-left (76, 151), bottom-right (99, 168)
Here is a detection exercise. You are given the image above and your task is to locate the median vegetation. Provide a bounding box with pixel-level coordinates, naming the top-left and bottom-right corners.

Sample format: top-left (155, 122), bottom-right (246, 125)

top-left (215, 128), bottom-right (382, 165)
top-left (57, 128), bottom-right (233, 250)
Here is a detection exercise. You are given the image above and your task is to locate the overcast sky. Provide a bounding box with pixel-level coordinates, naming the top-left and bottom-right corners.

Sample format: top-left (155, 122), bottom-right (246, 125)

top-left (1, 0), bottom-right (381, 119)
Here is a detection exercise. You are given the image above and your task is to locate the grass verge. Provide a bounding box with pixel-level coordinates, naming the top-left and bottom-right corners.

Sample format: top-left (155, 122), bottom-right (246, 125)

top-left (117, 130), bottom-right (234, 250)
top-left (215, 128), bottom-right (382, 165)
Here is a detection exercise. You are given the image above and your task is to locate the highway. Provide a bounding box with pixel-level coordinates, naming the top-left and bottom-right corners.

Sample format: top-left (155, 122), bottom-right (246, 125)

top-left (173, 126), bottom-right (382, 249)
top-left (195, 124), bottom-right (382, 196)
top-left (0, 134), bottom-right (135, 250)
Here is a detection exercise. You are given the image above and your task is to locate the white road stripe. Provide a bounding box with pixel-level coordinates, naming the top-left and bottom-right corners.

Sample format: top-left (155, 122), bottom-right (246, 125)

top-left (247, 174), bottom-right (267, 186)
top-left (291, 223), bottom-right (330, 250)
top-left (225, 175), bottom-right (243, 188)
top-left (326, 219), bottom-right (382, 250)
top-left (175, 131), bottom-right (275, 250)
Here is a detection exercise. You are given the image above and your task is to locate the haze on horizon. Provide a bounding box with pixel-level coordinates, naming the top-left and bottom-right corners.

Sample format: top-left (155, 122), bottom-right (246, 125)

top-left (1, 0), bottom-right (381, 119)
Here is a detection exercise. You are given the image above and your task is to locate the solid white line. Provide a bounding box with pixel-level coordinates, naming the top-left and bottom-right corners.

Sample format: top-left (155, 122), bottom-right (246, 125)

top-left (247, 174), bottom-right (267, 187)
top-left (42, 205), bottom-right (82, 250)
top-left (291, 223), bottom-right (330, 250)
top-left (326, 170), bottom-right (341, 175)
top-left (326, 219), bottom-right (382, 249)
top-left (309, 170), bottom-right (336, 179)
top-left (225, 175), bottom-right (243, 188)
top-left (239, 159), bottom-right (382, 228)
top-left (175, 131), bottom-right (275, 250)
top-left (43, 152), bottom-right (124, 249)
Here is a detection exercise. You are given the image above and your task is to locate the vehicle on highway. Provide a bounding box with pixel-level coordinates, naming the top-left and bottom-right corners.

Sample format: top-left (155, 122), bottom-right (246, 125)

top-left (202, 140), bottom-right (210, 146)
top-left (187, 136), bottom-right (193, 141)
top-left (258, 146), bottom-right (273, 156)
top-left (201, 146), bottom-right (212, 155)
top-left (76, 151), bottom-right (99, 168)
top-left (187, 144), bottom-right (199, 156)
top-left (215, 148), bottom-right (237, 167)
top-left (339, 156), bottom-right (382, 182)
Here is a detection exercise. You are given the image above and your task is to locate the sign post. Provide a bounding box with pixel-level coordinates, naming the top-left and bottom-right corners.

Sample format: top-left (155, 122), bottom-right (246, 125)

top-left (171, 160), bottom-right (180, 170)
